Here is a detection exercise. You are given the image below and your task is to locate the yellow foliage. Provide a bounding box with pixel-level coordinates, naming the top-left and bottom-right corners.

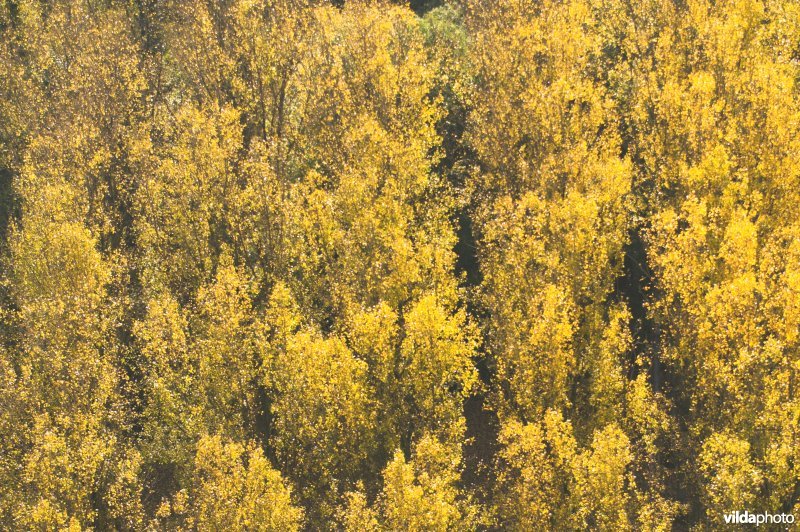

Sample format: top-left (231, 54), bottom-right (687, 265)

top-left (1, 0), bottom-right (798, 528)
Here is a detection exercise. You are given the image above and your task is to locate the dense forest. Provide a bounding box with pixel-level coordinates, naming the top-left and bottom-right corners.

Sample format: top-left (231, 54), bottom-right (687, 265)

top-left (1, 0), bottom-right (799, 529)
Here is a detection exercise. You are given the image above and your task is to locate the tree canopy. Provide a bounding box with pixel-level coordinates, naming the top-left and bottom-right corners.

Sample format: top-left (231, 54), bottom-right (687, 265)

top-left (1, 0), bottom-right (798, 529)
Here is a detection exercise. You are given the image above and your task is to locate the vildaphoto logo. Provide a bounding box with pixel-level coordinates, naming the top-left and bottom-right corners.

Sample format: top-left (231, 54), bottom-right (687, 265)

top-left (723, 511), bottom-right (795, 526)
